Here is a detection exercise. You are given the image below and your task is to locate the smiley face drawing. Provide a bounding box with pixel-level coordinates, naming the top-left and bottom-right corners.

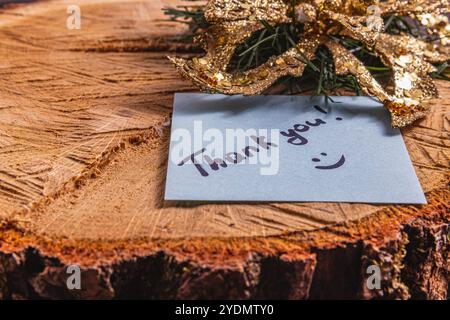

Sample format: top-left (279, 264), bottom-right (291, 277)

top-left (312, 153), bottom-right (346, 170)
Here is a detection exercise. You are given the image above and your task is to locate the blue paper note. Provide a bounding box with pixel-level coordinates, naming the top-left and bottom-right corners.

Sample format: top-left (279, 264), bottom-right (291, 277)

top-left (165, 93), bottom-right (426, 204)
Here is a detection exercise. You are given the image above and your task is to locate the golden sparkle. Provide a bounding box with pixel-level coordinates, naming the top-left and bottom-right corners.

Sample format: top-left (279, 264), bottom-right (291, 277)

top-left (169, 0), bottom-right (449, 127)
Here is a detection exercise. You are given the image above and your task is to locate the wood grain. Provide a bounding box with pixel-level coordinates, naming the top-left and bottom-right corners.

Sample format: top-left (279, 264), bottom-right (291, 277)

top-left (0, 0), bottom-right (448, 299)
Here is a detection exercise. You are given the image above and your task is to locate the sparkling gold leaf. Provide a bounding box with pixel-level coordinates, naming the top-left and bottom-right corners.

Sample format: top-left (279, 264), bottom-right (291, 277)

top-left (169, 0), bottom-right (449, 127)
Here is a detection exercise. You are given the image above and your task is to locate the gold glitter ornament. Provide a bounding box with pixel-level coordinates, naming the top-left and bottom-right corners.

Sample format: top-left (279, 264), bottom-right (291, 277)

top-left (168, 0), bottom-right (450, 127)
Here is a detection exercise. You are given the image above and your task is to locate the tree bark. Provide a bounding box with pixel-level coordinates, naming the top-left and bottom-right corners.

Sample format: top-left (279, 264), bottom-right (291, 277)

top-left (0, 0), bottom-right (448, 299)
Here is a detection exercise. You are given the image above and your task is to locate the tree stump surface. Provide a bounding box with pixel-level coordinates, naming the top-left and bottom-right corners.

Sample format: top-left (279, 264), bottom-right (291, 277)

top-left (0, 0), bottom-right (448, 299)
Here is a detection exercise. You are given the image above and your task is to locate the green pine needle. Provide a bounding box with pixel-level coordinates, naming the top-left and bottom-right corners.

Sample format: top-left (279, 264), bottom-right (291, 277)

top-left (163, 7), bottom-right (449, 97)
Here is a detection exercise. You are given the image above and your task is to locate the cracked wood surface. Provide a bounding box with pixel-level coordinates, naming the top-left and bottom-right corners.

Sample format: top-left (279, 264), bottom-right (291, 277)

top-left (0, 0), bottom-right (448, 299)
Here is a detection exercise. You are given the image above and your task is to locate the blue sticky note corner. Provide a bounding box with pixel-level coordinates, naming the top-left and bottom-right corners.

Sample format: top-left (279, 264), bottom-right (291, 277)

top-left (164, 93), bottom-right (426, 204)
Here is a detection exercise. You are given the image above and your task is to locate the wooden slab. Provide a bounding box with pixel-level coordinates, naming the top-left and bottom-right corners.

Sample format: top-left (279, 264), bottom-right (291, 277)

top-left (0, 0), bottom-right (448, 299)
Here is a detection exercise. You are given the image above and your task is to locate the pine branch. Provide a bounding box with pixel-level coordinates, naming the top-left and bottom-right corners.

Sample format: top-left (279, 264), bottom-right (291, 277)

top-left (163, 7), bottom-right (449, 97)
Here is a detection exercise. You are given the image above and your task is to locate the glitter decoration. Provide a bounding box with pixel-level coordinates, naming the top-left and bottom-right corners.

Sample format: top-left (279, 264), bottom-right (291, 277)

top-left (168, 0), bottom-right (449, 127)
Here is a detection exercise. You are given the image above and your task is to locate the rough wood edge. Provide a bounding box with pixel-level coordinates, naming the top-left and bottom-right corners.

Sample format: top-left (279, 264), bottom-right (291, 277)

top-left (0, 186), bottom-right (448, 299)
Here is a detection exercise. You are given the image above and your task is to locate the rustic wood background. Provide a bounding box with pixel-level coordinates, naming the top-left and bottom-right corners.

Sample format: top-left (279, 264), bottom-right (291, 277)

top-left (0, 0), bottom-right (448, 299)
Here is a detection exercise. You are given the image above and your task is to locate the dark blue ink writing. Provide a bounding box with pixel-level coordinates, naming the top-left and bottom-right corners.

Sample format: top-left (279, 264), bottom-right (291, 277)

top-left (178, 135), bottom-right (278, 177)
